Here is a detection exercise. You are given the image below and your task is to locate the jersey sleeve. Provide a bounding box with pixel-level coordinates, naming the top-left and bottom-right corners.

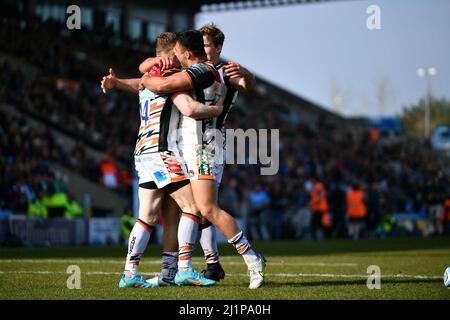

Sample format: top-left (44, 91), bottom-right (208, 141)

top-left (184, 63), bottom-right (216, 90)
top-left (148, 66), bottom-right (163, 77)
top-left (162, 68), bottom-right (181, 77)
top-left (218, 64), bottom-right (233, 89)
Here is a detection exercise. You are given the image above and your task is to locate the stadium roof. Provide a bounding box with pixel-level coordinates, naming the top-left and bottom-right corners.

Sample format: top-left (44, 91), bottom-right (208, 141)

top-left (199, 0), bottom-right (354, 12)
top-left (141, 0), bottom-right (351, 12)
top-left (49, 0), bottom-right (348, 13)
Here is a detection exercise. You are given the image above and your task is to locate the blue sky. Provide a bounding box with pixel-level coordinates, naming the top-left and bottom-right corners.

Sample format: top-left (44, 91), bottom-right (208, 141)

top-left (196, 0), bottom-right (450, 117)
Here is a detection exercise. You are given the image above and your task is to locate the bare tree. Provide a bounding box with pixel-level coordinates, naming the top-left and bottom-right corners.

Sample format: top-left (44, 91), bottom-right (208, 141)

top-left (374, 76), bottom-right (396, 117)
top-left (330, 79), bottom-right (354, 116)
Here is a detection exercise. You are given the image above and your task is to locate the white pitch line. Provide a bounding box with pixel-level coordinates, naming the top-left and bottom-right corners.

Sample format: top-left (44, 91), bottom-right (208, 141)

top-left (0, 259), bottom-right (123, 264)
top-left (0, 259), bottom-right (357, 267)
top-left (288, 263), bottom-right (357, 267)
top-left (268, 273), bottom-right (442, 279)
top-left (0, 270), bottom-right (441, 280)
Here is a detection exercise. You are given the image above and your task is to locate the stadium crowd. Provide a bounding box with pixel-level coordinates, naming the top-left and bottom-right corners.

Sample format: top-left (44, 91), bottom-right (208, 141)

top-left (219, 92), bottom-right (450, 240)
top-left (0, 108), bottom-right (89, 216)
top-left (1, 7), bottom-right (449, 239)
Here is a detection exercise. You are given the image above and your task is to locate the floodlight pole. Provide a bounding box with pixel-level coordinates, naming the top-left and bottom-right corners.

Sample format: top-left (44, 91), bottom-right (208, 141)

top-left (417, 67), bottom-right (437, 138)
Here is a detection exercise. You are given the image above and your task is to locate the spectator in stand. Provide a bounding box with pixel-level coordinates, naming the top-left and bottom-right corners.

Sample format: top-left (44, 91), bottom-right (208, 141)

top-left (218, 177), bottom-right (240, 218)
top-left (27, 191), bottom-right (48, 219)
top-left (100, 153), bottom-right (118, 189)
top-left (247, 183), bottom-right (271, 241)
top-left (268, 181), bottom-right (288, 240)
top-left (291, 190), bottom-right (312, 240)
top-left (366, 181), bottom-right (382, 237)
top-left (442, 198), bottom-right (450, 235)
top-left (117, 168), bottom-right (133, 196)
top-left (66, 193), bottom-right (84, 218)
top-left (120, 208), bottom-right (136, 244)
top-left (369, 127), bottom-right (381, 145)
top-left (427, 173), bottom-right (447, 235)
top-left (328, 182), bottom-right (346, 238)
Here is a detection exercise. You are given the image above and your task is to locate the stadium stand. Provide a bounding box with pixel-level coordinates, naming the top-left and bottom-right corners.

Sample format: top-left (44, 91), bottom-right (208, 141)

top-left (1, 2), bottom-right (449, 243)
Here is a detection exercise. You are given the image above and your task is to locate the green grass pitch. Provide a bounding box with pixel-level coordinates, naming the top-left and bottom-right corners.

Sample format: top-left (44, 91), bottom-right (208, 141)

top-left (1, 237), bottom-right (449, 300)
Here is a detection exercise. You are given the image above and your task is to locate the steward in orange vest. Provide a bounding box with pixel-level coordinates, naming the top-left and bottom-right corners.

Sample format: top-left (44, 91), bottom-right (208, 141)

top-left (310, 179), bottom-right (330, 234)
top-left (346, 185), bottom-right (367, 220)
top-left (310, 182), bottom-right (328, 213)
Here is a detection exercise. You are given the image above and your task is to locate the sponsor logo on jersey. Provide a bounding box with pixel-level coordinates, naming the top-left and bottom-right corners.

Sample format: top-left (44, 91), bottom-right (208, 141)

top-left (154, 170), bottom-right (168, 182)
top-left (197, 145), bottom-right (212, 176)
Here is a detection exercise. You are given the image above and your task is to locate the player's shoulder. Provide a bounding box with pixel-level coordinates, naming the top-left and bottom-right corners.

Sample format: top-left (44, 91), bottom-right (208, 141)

top-left (214, 62), bottom-right (227, 71)
top-left (162, 67), bottom-right (181, 77)
top-left (185, 62), bottom-right (216, 76)
top-left (214, 62), bottom-right (235, 87)
top-left (184, 62), bottom-right (221, 88)
top-left (205, 62), bottom-right (219, 72)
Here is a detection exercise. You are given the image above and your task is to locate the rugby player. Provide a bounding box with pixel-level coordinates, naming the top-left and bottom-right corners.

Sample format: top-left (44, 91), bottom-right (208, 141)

top-left (140, 30), bottom-right (266, 289)
top-left (138, 24), bottom-right (257, 282)
top-left (101, 32), bottom-right (222, 288)
top-left (198, 23), bottom-right (256, 280)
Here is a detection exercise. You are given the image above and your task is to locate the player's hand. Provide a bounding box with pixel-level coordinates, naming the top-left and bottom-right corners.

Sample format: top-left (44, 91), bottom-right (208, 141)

top-left (154, 56), bottom-right (174, 71)
top-left (139, 74), bottom-right (150, 90)
top-left (101, 68), bottom-right (117, 93)
top-left (224, 61), bottom-right (244, 79)
top-left (210, 104), bottom-right (223, 117)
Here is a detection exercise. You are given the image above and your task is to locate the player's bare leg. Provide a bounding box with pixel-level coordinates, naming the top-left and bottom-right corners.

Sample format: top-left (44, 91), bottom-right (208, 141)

top-left (146, 196), bottom-right (180, 286)
top-left (196, 184), bottom-right (224, 281)
top-left (198, 186), bottom-right (224, 279)
top-left (190, 179), bottom-right (266, 289)
top-left (169, 184), bottom-right (216, 286)
top-left (198, 215), bottom-right (225, 281)
top-left (119, 187), bottom-right (164, 288)
top-left (161, 195), bottom-right (181, 252)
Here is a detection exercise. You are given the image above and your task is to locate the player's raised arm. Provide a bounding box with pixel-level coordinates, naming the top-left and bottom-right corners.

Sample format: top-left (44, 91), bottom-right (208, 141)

top-left (138, 56), bottom-right (175, 74)
top-left (172, 91), bottom-right (223, 120)
top-left (139, 58), bottom-right (157, 74)
top-left (139, 71), bottom-right (193, 94)
top-left (101, 68), bottom-right (140, 94)
top-left (224, 62), bottom-right (256, 92)
top-left (140, 62), bottom-right (217, 94)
